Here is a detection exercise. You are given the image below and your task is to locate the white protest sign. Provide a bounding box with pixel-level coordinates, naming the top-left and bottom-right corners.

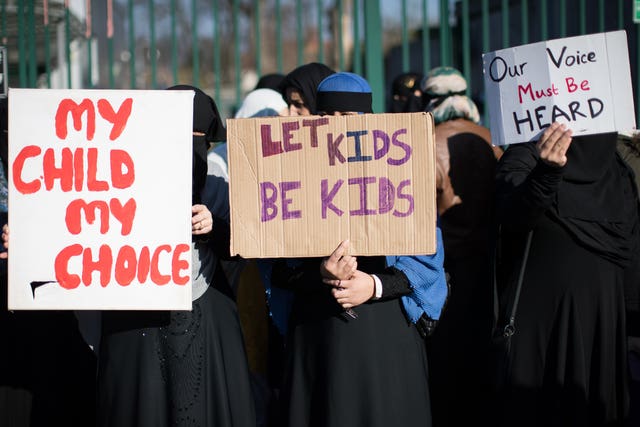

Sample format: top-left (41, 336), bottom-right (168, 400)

top-left (8, 89), bottom-right (194, 310)
top-left (483, 30), bottom-right (635, 145)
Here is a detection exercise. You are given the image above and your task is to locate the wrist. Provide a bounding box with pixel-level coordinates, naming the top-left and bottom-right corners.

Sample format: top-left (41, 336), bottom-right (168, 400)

top-left (370, 274), bottom-right (382, 300)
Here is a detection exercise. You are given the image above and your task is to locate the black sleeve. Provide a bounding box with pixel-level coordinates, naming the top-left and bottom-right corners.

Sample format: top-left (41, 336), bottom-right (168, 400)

top-left (376, 266), bottom-right (412, 300)
top-left (270, 258), bottom-right (324, 293)
top-left (495, 143), bottom-right (564, 232)
top-left (196, 215), bottom-right (233, 260)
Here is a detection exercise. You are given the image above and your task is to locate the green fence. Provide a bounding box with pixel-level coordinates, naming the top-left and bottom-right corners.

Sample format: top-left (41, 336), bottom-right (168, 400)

top-left (3, 0), bottom-right (639, 123)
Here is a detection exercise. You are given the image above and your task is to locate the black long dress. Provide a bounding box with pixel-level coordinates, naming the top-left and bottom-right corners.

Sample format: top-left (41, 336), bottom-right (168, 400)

top-left (493, 134), bottom-right (638, 427)
top-left (275, 256), bottom-right (431, 427)
top-left (0, 214), bottom-right (97, 427)
top-left (97, 240), bottom-right (256, 427)
top-left (427, 123), bottom-right (498, 426)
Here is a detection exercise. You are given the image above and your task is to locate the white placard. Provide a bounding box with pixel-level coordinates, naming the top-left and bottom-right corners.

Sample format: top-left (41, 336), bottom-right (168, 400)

top-left (8, 89), bottom-right (194, 310)
top-left (483, 30), bottom-right (635, 145)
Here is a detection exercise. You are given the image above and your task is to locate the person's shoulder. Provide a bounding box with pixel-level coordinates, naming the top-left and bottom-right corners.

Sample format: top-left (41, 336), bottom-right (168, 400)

top-left (436, 118), bottom-right (490, 138)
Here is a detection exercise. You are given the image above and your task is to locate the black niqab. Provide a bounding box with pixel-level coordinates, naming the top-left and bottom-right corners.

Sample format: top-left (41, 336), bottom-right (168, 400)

top-left (167, 85), bottom-right (226, 204)
top-left (389, 72), bottom-right (423, 113)
top-left (553, 132), bottom-right (638, 267)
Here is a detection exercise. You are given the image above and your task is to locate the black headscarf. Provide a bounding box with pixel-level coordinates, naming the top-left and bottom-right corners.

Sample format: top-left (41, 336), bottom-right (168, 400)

top-left (278, 62), bottom-right (335, 114)
top-left (255, 73), bottom-right (285, 91)
top-left (552, 132), bottom-right (638, 267)
top-left (389, 72), bottom-right (423, 113)
top-left (167, 85), bottom-right (226, 204)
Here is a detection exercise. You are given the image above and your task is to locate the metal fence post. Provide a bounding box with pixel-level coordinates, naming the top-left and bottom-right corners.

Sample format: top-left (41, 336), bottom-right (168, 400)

top-left (364, 0), bottom-right (384, 113)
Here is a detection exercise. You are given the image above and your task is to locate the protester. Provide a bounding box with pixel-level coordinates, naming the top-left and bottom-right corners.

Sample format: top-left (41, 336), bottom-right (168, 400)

top-left (492, 123), bottom-right (640, 426)
top-left (205, 87), bottom-right (288, 293)
top-left (420, 66), bottom-right (502, 426)
top-left (388, 71), bottom-right (424, 113)
top-left (96, 85), bottom-right (256, 427)
top-left (0, 223), bottom-right (96, 427)
top-left (0, 95), bottom-right (97, 427)
top-left (247, 64), bottom-right (335, 425)
top-left (204, 87), bottom-right (289, 427)
top-left (277, 62), bottom-right (335, 116)
top-left (617, 131), bottom-right (640, 427)
top-left (270, 72), bottom-right (448, 427)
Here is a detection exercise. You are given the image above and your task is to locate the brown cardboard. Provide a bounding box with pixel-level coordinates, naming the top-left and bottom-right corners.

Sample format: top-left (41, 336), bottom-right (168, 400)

top-left (227, 112), bottom-right (436, 258)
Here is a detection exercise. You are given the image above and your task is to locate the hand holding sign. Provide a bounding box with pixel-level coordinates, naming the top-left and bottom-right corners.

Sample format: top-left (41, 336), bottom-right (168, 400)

top-left (8, 89), bottom-right (194, 310)
top-left (482, 30), bottom-right (635, 146)
top-left (320, 239), bottom-right (357, 280)
top-left (191, 204), bottom-right (213, 235)
top-left (321, 239), bottom-right (359, 318)
top-left (0, 223), bottom-right (7, 259)
top-left (536, 122), bottom-right (573, 167)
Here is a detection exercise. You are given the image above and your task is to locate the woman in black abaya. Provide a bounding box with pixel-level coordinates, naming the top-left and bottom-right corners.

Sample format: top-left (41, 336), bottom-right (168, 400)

top-left (493, 123), bottom-right (639, 427)
top-left (271, 72), bottom-right (449, 427)
top-left (97, 86), bottom-right (256, 427)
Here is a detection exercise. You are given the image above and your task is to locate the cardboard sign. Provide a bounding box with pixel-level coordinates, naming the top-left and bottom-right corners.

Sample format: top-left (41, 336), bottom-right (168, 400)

top-left (227, 112), bottom-right (437, 258)
top-left (483, 30), bottom-right (636, 146)
top-left (8, 89), bottom-right (194, 310)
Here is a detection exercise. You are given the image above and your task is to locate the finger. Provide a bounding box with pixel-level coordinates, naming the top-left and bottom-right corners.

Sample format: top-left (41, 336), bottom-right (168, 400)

top-left (194, 218), bottom-right (210, 228)
top-left (192, 220), bottom-right (209, 233)
top-left (192, 213), bottom-right (211, 225)
top-left (336, 297), bottom-right (353, 306)
top-left (548, 126), bottom-right (570, 146)
top-left (192, 205), bottom-right (211, 220)
top-left (338, 256), bottom-right (351, 269)
top-left (544, 122), bottom-right (565, 140)
top-left (345, 257), bottom-right (357, 272)
top-left (324, 278), bottom-right (340, 287)
top-left (197, 220), bottom-right (212, 231)
top-left (327, 239), bottom-right (350, 264)
top-left (546, 129), bottom-right (573, 165)
top-left (552, 128), bottom-right (573, 154)
top-left (333, 289), bottom-right (349, 300)
top-left (339, 255), bottom-right (356, 269)
top-left (334, 287), bottom-right (350, 298)
top-left (537, 122), bottom-right (566, 152)
top-left (192, 216), bottom-right (211, 230)
top-left (536, 122), bottom-right (560, 148)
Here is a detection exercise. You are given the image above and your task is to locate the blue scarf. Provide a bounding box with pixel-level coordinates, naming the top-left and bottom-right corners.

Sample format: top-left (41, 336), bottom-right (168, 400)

top-left (394, 227), bottom-right (448, 323)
